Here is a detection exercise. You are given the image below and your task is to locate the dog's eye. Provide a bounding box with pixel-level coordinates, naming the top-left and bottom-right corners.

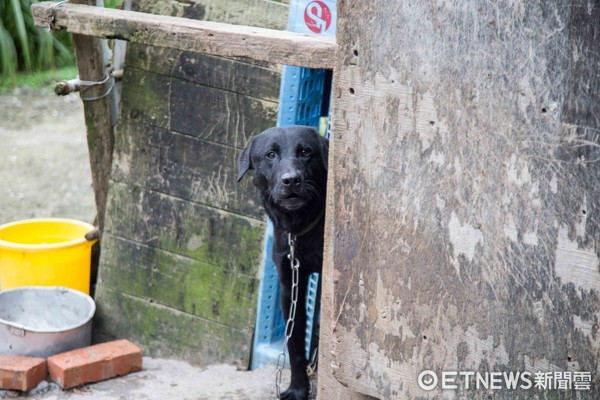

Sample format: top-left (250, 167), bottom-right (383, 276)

top-left (300, 148), bottom-right (312, 157)
top-left (266, 151), bottom-right (276, 160)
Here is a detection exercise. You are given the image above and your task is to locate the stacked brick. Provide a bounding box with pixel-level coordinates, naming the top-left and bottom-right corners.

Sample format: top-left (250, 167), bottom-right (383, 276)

top-left (0, 340), bottom-right (141, 392)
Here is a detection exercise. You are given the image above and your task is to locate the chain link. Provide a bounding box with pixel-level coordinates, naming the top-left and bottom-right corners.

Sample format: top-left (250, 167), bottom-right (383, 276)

top-left (275, 233), bottom-right (300, 399)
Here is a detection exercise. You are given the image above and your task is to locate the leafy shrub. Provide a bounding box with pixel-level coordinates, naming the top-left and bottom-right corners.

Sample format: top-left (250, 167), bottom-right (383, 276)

top-left (0, 1), bottom-right (123, 87)
top-left (0, 0), bottom-right (76, 86)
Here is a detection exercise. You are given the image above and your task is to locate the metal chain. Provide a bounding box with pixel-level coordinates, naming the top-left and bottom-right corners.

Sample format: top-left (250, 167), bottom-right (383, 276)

top-left (275, 233), bottom-right (300, 399)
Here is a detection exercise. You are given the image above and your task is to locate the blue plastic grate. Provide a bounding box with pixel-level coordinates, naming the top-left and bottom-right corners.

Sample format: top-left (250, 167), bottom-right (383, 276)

top-left (277, 66), bottom-right (328, 128)
top-left (251, 0), bottom-right (335, 371)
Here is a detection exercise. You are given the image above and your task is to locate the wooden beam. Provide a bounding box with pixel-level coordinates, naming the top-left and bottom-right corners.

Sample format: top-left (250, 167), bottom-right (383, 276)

top-left (32, 1), bottom-right (336, 69)
top-left (67, 0), bottom-right (116, 235)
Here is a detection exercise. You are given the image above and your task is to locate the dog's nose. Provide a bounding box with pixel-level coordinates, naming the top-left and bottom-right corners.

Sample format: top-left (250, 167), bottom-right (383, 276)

top-left (281, 172), bottom-right (303, 187)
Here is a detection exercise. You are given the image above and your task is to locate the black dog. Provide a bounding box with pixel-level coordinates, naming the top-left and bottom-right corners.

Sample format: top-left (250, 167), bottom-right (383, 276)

top-left (237, 125), bottom-right (328, 400)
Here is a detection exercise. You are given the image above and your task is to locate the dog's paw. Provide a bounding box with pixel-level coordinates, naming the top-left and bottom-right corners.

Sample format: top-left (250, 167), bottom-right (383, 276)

top-left (279, 385), bottom-right (310, 400)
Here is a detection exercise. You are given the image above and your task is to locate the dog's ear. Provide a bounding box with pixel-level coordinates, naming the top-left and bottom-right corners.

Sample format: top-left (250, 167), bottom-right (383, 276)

top-left (319, 135), bottom-right (329, 171)
top-left (237, 138), bottom-right (254, 182)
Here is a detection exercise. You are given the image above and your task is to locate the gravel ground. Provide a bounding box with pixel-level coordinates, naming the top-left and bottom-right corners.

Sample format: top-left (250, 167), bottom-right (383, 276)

top-left (0, 88), bottom-right (296, 399)
top-left (1, 359), bottom-right (284, 400)
top-left (0, 87), bottom-right (96, 225)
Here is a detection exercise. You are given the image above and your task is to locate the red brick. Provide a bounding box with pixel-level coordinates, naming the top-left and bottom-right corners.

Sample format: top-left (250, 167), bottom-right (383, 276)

top-left (0, 356), bottom-right (47, 391)
top-left (47, 339), bottom-right (142, 389)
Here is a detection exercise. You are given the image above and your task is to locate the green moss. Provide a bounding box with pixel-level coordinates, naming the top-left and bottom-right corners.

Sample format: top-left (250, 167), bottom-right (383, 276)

top-left (178, 212), bottom-right (264, 274)
top-left (99, 234), bottom-right (260, 329)
top-left (94, 286), bottom-right (250, 365)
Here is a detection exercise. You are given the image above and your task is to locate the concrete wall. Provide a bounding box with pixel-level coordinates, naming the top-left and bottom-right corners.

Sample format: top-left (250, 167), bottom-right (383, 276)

top-left (320, 0), bottom-right (600, 398)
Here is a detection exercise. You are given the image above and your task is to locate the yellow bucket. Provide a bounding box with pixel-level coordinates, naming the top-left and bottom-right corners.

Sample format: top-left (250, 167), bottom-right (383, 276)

top-left (0, 218), bottom-right (97, 294)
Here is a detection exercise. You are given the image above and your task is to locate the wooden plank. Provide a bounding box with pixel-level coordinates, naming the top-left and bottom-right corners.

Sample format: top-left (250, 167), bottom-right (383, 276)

top-left (93, 286), bottom-right (251, 366)
top-left (317, 185), bottom-right (377, 400)
top-left (32, 2), bottom-right (336, 69)
top-left (125, 44), bottom-right (281, 102)
top-left (98, 234), bottom-right (259, 329)
top-left (104, 182), bottom-right (265, 271)
top-left (118, 67), bottom-right (278, 149)
top-left (324, 0), bottom-right (600, 399)
top-left (110, 120), bottom-right (265, 218)
top-left (91, 0), bottom-right (284, 368)
top-left (132, 0), bottom-right (288, 30)
top-left (69, 0), bottom-right (117, 234)
top-left (110, 0), bottom-right (131, 108)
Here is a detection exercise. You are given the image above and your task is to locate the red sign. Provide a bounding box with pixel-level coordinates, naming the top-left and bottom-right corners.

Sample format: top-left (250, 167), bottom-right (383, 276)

top-left (304, 1), bottom-right (332, 34)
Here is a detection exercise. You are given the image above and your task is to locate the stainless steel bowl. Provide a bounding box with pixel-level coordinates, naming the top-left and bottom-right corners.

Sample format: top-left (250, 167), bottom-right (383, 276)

top-left (0, 286), bottom-right (95, 358)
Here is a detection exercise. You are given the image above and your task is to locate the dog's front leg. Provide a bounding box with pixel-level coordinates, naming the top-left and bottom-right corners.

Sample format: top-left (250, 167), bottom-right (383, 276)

top-left (278, 268), bottom-right (311, 400)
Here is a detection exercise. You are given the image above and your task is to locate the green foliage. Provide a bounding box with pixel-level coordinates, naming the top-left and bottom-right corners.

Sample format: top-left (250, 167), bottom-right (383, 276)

top-left (0, 0), bottom-right (75, 86)
top-left (0, 64), bottom-right (78, 94)
top-left (104, 0), bottom-right (123, 8)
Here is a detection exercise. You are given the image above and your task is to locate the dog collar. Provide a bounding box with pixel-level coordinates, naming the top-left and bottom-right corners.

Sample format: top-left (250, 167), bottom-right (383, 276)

top-left (292, 208), bottom-right (325, 237)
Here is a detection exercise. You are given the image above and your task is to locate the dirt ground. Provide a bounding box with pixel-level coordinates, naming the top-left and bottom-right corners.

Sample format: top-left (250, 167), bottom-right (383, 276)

top-left (0, 88), bottom-right (95, 224)
top-left (0, 88), bottom-right (291, 399)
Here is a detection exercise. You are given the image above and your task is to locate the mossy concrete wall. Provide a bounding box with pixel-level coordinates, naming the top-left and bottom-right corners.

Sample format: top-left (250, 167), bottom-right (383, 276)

top-left (94, 0), bottom-right (287, 367)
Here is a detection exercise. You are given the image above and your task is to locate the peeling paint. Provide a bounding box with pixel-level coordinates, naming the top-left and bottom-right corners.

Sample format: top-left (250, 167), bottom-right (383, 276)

top-left (523, 355), bottom-right (563, 374)
top-left (573, 315), bottom-right (594, 338)
top-left (186, 235), bottom-right (203, 251)
top-left (554, 225), bottom-right (600, 292)
top-left (576, 194), bottom-right (588, 238)
top-left (460, 325), bottom-right (510, 369)
top-left (429, 151), bottom-right (445, 166)
top-left (415, 93), bottom-right (437, 152)
top-left (549, 173), bottom-right (558, 193)
top-left (522, 229), bottom-right (538, 246)
top-left (435, 194), bottom-right (446, 211)
top-left (506, 153), bottom-right (531, 187)
top-left (504, 213), bottom-right (519, 243)
top-left (448, 212), bottom-right (484, 263)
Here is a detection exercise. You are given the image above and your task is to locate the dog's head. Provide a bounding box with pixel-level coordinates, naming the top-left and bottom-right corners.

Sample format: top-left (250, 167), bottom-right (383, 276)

top-left (237, 125), bottom-right (328, 212)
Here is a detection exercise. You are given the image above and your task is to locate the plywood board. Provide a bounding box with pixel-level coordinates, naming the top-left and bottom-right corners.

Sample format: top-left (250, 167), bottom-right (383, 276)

top-left (323, 1), bottom-right (600, 398)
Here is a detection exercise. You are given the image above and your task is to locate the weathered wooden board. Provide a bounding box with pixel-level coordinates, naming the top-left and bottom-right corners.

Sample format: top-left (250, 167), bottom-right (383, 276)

top-left (104, 182), bottom-right (264, 273)
top-left (126, 44), bottom-right (281, 102)
top-left (94, 286), bottom-right (251, 365)
top-left (98, 233), bottom-right (259, 329)
top-left (32, 1), bottom-right (336, 69)
top-left (118, 67), bottom-right (278, 148)
top-left (131, 0), bottom-right (288, 30)
top-left (93, 0), bottom-right (284, 367)
top-left (323, 0), bottom-right (600, 399)
top-left (110, 119), bottom-right (265, 218)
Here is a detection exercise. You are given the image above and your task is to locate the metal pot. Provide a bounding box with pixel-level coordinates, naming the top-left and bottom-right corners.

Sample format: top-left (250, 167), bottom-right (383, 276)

top-left (0, 286), bottom-right (95, 358)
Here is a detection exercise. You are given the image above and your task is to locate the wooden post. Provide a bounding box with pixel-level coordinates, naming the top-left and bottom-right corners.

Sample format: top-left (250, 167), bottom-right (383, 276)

top-left (70, 0), bottom-right (116, 234)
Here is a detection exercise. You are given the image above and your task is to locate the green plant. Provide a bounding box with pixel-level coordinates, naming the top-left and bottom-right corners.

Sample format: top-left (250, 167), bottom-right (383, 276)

top-left (0, 0), bottom-right (75, 86)
top-left (0, 64), bottom-right (78, 93)
top-left (104, 0), bottom-right (123, 8)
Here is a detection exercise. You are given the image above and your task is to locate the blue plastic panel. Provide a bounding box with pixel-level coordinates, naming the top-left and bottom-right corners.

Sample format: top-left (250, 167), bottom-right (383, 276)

top-left (251, 222), bottom-right (286, 368)
top-left (277, 66), bottom-right (328, 128)
top-left (251, 0), bottom-right (335, 371)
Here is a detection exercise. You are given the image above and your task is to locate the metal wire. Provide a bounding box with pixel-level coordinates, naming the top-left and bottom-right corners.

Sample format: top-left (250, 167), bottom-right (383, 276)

top-left (46, 0), bottom-right (70, 31)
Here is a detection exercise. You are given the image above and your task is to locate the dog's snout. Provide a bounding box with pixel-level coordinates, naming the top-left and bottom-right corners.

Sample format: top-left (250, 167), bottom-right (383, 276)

top-left (281, 172), bottom-right (303, 187)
